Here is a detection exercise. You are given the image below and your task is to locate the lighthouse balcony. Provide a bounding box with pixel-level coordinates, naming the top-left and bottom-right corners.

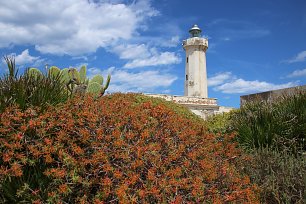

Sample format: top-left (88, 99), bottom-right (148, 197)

top-left (183, 38), bottom-right (208, 47)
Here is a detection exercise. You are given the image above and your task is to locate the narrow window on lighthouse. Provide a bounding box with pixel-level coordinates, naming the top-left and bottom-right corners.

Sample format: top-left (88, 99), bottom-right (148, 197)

top-left (186, 75), bottom-right (188, 80)
top-left (186, 57), bottom-right (188, 63)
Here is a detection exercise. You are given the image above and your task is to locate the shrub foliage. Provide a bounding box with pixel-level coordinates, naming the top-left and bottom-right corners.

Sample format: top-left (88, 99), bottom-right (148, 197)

top-left (231, 92), bottom-right (306, 154)
top-left (237, 148), bottom-right (306, 204)
top-left (0, 93), bottom-right (258, 203)
top-left (204, 92), bottom-right (306, 203)
top-left (0, 56), bottom-right (68, 113)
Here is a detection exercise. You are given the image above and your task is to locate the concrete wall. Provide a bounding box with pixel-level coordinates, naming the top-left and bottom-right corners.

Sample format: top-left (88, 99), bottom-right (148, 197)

top-left (240, 85), bottom-right (306, 106)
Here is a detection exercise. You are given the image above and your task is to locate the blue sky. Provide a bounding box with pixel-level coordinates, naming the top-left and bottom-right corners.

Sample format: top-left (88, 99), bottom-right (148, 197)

top-left (0, 0), bottom-right (305, 107)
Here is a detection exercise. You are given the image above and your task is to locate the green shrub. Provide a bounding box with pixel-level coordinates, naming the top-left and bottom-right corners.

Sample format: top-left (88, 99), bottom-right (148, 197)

top-left (205, 111), bottom-right (235, 134)
top-left (0, 56), bottom-right (69, 113)
top-left (237, 148), bottom-right (306, 204)
top-left (231, 92), bottom-right (306, 153)
top-left (0, 93), bottom-right (259, 203)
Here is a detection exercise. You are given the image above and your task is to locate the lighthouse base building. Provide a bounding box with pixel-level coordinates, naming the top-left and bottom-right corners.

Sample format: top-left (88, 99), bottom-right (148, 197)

top-left (146, 94), bottom-right (233, 120)
top-left (146, 94), bottom-right (219, 120)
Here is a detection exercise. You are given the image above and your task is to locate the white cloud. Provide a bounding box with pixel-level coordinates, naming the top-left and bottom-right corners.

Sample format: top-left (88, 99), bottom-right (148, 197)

top-left (286, 51), bottom-right (306, 63)
top-left (87, 67), bottom-right (177, 92)
top-left (158, 36), bottom-right (180, 47)
top-left (110, 43), bottom-right (181, 68)
top-left (124, 51), bottom-right (181, 68)
top-left (13, 49), bottom-right (39, 65)
top-left (208, 71), bottom-right (299, 94)
top-left (7, 49), bottom-right (45, 67)
top-left (287, 68), bottom-right (306, 78)
top-left (112, 44), bottom-right (151, 60)
top-left (208, 72), bottom-right (233, 86)
top-left (0, 0), bottom-right (158, 56)
top-left (214, 78), bottom-right (298, 94)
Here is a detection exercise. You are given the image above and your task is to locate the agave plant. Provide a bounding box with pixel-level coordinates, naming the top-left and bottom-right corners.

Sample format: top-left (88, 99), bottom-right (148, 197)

top-left (0, 56), bottom-right (69, 112)
top-left (231, 92), bottom-right (306, 154)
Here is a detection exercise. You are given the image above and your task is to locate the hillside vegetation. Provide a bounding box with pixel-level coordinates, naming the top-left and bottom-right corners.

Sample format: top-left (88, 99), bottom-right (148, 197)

top-left (206, 92), bottom-right (306, 204)
top-left (0, 93), bottom-right (259, 203)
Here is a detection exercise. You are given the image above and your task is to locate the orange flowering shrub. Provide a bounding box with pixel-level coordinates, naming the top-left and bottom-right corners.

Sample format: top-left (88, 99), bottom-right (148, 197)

top-left (0, 93), bottom-right (259, 203)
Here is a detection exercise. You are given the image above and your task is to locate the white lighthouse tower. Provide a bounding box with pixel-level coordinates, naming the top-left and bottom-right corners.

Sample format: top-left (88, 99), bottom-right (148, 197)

top-left (183, 25), bottom-right (208, 98)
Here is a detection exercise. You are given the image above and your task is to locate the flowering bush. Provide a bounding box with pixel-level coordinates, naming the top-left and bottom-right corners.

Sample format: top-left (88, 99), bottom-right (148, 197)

top-left (0, 93), bottom-right (259, 203)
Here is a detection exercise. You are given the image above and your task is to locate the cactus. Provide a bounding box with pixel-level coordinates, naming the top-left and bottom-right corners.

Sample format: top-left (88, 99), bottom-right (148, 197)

top-left (60, 68), bottom-right (70, 84)
top-left (48, 66), bottom-right (61, 78)
top-left (27, 68), bottom-right (43, 79)
top-left (86, 82), bottom-right (101, 96)
top-left (79, 65), bottom-right (87, 84)
top-left (90, 75), bottom-right (103, 85)
top-left (73, 84), bottom-right (87, 95)
top-left (101, 74), bottom-right (111, 96)
top-left (44, 65), bottom-right (111, 97)
top-left (68, 68), bottom-right (80, 84)
top-left (87, 74), bottom-right (111, 96)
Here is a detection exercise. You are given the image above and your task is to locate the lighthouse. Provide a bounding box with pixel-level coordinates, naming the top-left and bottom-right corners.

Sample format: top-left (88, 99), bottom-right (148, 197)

top-left (183, 24), bottom-right (208, 98)
top-left (147, 24), bottom-right (233, 119)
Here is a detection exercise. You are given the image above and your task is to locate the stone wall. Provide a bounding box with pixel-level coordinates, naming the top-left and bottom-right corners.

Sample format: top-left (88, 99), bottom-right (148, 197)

top-left (240, 85), bottom-right (306, 106)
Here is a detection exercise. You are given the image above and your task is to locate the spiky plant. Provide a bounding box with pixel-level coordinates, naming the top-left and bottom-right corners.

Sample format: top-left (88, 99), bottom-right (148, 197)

top-left (231, 91), bottom-right (306, 154)
top-left (0, 56), bottom-right (69, 112)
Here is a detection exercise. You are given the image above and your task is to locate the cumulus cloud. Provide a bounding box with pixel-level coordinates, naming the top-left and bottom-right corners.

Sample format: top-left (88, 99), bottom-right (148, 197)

top-left (124, 52), bottom-right (181, 68)
top-left (14, 49), bottom-right (39, 65)
top-left (208, 72), bottom-right (233, 86)
top-left (214, 78), bottom-right (298, 94)
top-left (286, 51), bottom-right (306, 63)
top-left (287, 68), bottom-right (306, 78)
top-left (112, 44), bottom-right (151, 60)
top-left (208, 71), bottom-right (298, 94)
top-left (0, 0), bottom-right (158, 56)
top-left (110, 43), bottom-right (181, 68)
top-left (87, 66), bottom-right (177, 92)
top-left (8, 49), bottom-right (45, 67)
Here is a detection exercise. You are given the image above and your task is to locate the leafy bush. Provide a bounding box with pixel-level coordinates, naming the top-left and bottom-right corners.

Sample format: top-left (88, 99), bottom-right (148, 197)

top-left (236, 148), bottom-right (306, 204)
top-left (204, 95), bottom-right (306, 203)
top-left (0, 93), bottom-right (259, 203)
top-left (231, 92), bottom-right (306, 153)
top-left (205, 112), bottom-right (235, 134)
top-left (0, 56), bottom-right (69, 113)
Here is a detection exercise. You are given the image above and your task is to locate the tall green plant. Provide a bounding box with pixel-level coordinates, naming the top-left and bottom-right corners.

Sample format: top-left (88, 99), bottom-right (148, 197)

top-left (3, 55), bottom-right (17, 79)
top-left (0, 56), bottom-right (69, 112)
top-left (231, 92), bottom-right (306, 154)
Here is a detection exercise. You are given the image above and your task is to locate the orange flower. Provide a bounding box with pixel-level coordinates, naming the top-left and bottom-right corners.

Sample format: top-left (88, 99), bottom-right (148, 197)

top-left (28, 119), bottom-right (36, 129)
top-left (58, 183), bottom-right (69, 194)
top-left (103, 177), bottom-right (112, 186)
top-left (113, 170), bottom-right (123, 179)
top-left (44, 154), bottom-right (53, 163)
top-left (10, 162), bottom-right (23, 177)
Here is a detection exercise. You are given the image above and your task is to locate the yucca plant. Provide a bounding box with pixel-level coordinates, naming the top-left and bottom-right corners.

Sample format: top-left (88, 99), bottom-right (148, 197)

top-left (0, 56), bottom-right (69, 113)
top-left (231, 91), bottom-right (306, 154)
